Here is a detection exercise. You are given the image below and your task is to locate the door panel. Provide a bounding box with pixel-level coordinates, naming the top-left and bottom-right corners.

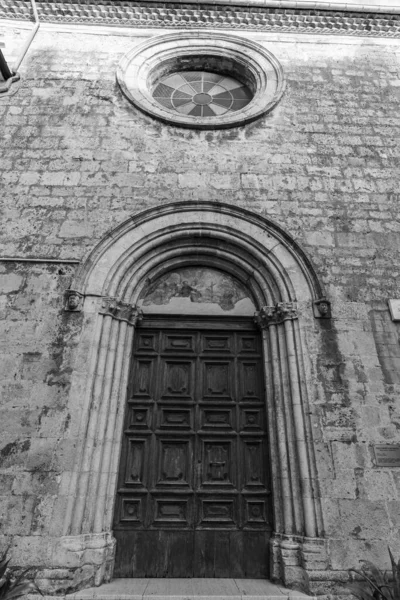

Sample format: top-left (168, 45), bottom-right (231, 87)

top-left (156, 438), bottom-right (193, 487)
top-left (124, 438), bottom-right (148, 486)
top-left (203, 361), bottom-right (233, 400)
top-left (113, 318), bottom-right (272, 578)
top-left (201, 439), bottom-right (236, 487)
top-left (161, 360), bottom-right (195, 399)
top-left (132, 359), bottom-right (155, 399)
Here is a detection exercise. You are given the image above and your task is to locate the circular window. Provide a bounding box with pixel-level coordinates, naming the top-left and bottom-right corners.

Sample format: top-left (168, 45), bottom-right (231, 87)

top-left (153, 71), bottom-right (253, 117)
top-left (117, 32), bottom-right (285, 129)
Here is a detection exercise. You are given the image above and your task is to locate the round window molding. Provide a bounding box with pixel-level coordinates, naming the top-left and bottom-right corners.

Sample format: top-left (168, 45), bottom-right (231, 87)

top-left (117, 31), bottom-right (285, 129)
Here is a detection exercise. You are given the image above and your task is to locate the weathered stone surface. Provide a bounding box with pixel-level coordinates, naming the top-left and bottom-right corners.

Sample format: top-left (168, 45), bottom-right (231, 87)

top-left (1, 18), bottom-right (400, 597)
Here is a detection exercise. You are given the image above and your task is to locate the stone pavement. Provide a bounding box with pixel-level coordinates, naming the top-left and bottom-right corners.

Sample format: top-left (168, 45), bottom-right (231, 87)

top-left (66, 579), bottom-right (312, 600)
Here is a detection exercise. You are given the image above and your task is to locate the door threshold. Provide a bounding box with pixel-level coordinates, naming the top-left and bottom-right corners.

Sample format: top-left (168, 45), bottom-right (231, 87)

top-left (68, 579), bottom-right (312, 600)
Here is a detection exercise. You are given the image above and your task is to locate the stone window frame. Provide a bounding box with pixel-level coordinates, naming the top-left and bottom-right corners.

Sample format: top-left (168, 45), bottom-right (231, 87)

top-left (117, 31), bottom-right (285, 129)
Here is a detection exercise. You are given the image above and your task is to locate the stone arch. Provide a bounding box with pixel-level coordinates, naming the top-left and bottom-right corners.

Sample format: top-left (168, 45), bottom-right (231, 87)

top-left (72, 201), bottom-right (322, 303)
top-left (61, 202), bottom-right (327, 589)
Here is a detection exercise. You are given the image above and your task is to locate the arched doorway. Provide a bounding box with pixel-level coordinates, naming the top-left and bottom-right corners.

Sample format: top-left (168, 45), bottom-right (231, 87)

top-left (113, 267), bottom-right (271, 577)
top-left (60, 202), bottom-right (327, 590)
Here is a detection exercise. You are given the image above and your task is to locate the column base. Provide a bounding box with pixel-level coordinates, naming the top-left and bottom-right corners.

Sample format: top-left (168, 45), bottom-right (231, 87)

top-left (270, 535), bottom-right (339, 596)
top-left (34, 533), bottom-right (116, 594)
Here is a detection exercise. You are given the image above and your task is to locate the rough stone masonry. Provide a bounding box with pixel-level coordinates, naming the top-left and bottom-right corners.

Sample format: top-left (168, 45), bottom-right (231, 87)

top-left (0, 15), bottom-right (400, 598)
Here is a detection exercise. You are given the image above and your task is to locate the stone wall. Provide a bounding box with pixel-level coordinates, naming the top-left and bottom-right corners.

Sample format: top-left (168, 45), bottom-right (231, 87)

top-left (1, 23), bottom-right (400, 595)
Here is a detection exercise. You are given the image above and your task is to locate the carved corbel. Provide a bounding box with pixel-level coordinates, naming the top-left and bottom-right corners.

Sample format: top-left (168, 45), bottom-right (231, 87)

top-left (101, 297), bottom-right (143, 326)
top-left (313, 297), bottom-right (331, 319)
top-left (65, 290), bottom-right (84, 312)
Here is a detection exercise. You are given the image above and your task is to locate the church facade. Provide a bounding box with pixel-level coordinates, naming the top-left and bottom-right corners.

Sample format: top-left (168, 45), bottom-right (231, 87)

top-left (1, 0), bottom-right (400, 595)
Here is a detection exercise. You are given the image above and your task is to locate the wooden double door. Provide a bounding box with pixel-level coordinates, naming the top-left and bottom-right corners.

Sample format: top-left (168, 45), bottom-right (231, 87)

top-left (113, 317), bottom-right (272, 578)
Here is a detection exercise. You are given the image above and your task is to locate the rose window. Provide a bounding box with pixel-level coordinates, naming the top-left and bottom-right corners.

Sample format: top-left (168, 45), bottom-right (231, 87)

top-left (117, 32), bottom-right (285, 128)
top-left (152, 71), bottom-right (253, 117)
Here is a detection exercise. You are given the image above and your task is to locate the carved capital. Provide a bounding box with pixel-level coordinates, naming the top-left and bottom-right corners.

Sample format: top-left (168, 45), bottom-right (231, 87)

top-left (100, 297), bottom-right (142, 326)
top-left (313, 297), bottom-right (331, 319)
top-left (275, 302), bottom-right (298, 321)
top-left (254, 305), bottom-right (276, 329)
top-left (65, 290), bottom-right (84, 312)
top-left (255, 302), bottom-right (298, 328)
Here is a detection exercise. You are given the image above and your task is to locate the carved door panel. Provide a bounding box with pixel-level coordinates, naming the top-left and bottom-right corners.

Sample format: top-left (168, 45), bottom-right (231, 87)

top-left (113, 318), bottom-right (272, 578)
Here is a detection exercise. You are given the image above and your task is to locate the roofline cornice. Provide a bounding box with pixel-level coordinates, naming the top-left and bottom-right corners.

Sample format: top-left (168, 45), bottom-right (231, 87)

top-left (2, 0), bottom-right (400, 38)
top-left (118, 0), bottom-right (400, 15)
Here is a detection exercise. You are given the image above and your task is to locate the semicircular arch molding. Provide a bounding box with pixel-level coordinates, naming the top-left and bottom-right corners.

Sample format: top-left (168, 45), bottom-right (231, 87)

top-left (72, 201), bottom-right (324, 308)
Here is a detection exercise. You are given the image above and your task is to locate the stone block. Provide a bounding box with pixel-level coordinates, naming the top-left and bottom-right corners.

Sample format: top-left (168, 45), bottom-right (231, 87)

top-left (52, 543), bottom-right (83, 569)
top-left (19, 172), bottom-right (41, 185)
top-left (178, 172), bottom-right (207, 188)
top-left (59, 220), bottom-right (91, 239)
top-left (82, 549), bottom-right (107, 567)
top-left (0, 274), bottom-right (24, 293)
top-left (320, 498), bottom-right (341, 537)
top-left (322, 473), bottom-right (357, 500)
top-left (0, 494), bottom-right (36, 535)
top-left (241, 173), bottom-right (259, 188)
top-left (330, 441), bottom-right (359, 470)
top-left (282, 566), bottom-right (310, 593)
top-left (387, 500), bottom-right (400, 529)
top-left (210, 174), bottom-right (240, 189)
top-left (10, 536), bottom-right (56, 567)
top-left (72, 565), bottom-right (96, 590)
top-left (36, 569), bottom-right (73, 580)
top-left (329, 538), bottom-right (396, 572)
top-left (308, 579), bottom-right (349, 596)
top-left (305, 231), bottom-right (334, 247)
top-left (363, 470), bottom-right (398, 501)
top-left (336, 499), bottom-right (391, 539)
top-left (25, 438), bottom-right (57, 471)
top-left (35, 578), bottom-right (74, 595)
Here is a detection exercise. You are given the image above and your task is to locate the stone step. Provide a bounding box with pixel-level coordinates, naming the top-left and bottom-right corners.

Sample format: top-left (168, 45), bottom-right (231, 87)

top-left (66, 578), bottom-right (312, 600)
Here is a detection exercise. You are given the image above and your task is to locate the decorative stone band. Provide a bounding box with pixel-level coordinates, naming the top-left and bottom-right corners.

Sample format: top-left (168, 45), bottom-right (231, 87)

top-left (100, 297), bottom-right (143, 326)
top-left (2, 0), bottom-right (400, 38)
top-left (255, 302), bottom-right (298, 327)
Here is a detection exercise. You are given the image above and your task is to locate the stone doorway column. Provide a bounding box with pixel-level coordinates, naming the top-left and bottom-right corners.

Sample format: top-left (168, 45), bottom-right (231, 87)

top-left (255, 303), bottom-right (328, 590)
top-left (60, 299), bottom-right (142, 587)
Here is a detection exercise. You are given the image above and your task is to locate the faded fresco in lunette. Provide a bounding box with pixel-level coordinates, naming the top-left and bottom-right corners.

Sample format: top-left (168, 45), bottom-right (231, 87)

top-left (138, 267), bottom-right (256, 315)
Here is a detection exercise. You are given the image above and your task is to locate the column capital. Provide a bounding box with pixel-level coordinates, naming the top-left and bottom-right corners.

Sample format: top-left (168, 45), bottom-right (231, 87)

top-left (255, 302), bottom-right (298, 328)
top-left (100, 297), bottom-right (143, 326)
